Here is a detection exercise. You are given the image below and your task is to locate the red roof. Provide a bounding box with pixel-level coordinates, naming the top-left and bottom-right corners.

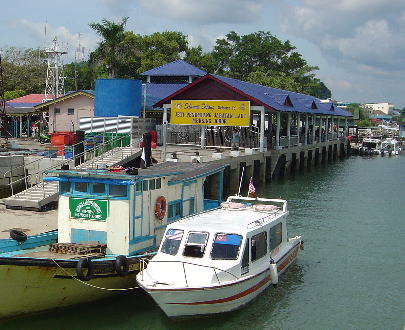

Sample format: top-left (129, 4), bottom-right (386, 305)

top-left (7, 94), bottom-right (49, 104)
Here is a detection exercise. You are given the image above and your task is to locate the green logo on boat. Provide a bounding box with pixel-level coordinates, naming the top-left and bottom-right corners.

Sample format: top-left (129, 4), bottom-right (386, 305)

top-left (69, 198), bottom-right (108, 220)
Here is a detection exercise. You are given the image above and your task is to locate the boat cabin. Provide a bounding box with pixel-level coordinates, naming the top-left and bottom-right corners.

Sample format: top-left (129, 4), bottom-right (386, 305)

top-left (46, 162), bottom-right (225, 256)
top-left (145, 197), bottom-right (292, 287)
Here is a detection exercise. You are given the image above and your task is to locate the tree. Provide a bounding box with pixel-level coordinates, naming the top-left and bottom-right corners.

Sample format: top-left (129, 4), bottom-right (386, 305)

top-left (4, 90), bottom-right (26, 100)
top-left (89, 17), bottom-right (129, 78)
top-left (208, 31), bottom-right (330, 98)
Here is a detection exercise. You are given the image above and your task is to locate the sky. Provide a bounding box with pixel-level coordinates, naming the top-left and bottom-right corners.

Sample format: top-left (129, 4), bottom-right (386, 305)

top-left (0, 0), bottom-right (404, 108)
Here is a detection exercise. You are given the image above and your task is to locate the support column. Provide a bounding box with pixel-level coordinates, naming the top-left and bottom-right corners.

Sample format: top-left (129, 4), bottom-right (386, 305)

top-left (287, 112), bottom-right (291, 147)
top-left (337, 117), bottom-right (340, 138)
top-left (305, 114), bottom-right (309, 145)
top-left (345, 118), bottom-right (348, 137)
top-left (19, 115), bottom-right (23, 138)
top-left (259, 107), bottom-right (265, 152)
top-left (200, 125), bottom-right (206, 149)
top-left (319, 116), bottom-right (322, 143)
top-left (325, 115), bottom-right (329, 141)
top-left (276, 112), bottom-right (280, 149)
top-left (297, 113), bottom-right (301, 145)
top-left (312, 115), bottom-right (316, 144)
top-left (163, 104), bottom-right (169, 161)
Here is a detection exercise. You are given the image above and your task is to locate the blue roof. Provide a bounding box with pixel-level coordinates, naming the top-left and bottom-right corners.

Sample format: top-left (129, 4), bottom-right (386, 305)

top-left (141, 60), bottom-right (206, 77)
top-left (5, 102), bottom-right (37, 108)
top-left (143, 83), bottom-right (186, 109)
top-left (212, 75), bottom-right (352, 117)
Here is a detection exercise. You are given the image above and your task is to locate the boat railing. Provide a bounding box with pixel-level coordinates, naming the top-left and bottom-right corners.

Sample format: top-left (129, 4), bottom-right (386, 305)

top-left (139, 259), bottom-right (240, 286)
top-left (3, 135), bottom-right (139, 196)
top-left (227, 196), bottom-right (288, 213)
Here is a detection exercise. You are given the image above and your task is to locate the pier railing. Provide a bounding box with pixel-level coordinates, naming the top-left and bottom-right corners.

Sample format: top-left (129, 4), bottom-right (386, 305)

top-left (3, 135), bottom-right (138, 197)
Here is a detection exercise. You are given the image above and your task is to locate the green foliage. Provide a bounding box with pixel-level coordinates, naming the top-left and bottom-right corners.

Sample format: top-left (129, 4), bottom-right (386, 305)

top-left (4, 90), bottom-right (26, 100)
top-left (1, 47), bottom-right (46, 93)
top-left (346, 103), bottom-right (369, 121)
top-left (64, 62), bottom-right (97, 91)
top-left (357, 119), bottom-right (372, 127)
top-left (89, 17), bottom-right (129, 78)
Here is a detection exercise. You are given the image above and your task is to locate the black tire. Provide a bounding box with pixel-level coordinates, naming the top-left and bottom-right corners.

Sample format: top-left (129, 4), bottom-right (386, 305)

top-left (10, 230), bottom-right (27, 243)
top-left (76, 258), bottom-right (94, 281)
top-left (114, 255), bottom-right (129, 276)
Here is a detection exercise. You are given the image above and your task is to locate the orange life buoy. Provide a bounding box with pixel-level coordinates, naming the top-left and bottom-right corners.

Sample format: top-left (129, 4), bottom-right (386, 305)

top-left (155, 196), bottom-right (167, 220)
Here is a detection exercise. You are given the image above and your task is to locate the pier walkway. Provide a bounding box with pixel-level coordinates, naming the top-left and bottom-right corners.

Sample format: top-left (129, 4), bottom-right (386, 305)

top-left (3, 139), bottom-right (141, 211)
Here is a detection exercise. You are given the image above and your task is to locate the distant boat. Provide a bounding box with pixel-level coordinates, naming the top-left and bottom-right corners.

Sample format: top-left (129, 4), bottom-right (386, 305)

top-left (0, 162), bottom-right (225, 319)
top-left (358, 137), bottom-right (382, 155)
top-left (380, 138), bottom-right (402, 156)
top-left (137, 195), bottom-right (303, 318)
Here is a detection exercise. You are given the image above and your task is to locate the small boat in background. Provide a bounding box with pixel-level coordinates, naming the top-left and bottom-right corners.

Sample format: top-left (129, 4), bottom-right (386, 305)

top-left (137, 195), bottom-right (303, 318)
top-left (380, 138), bottom-right (402, 156)
top-left (358, 137), bottom-right (382, 155)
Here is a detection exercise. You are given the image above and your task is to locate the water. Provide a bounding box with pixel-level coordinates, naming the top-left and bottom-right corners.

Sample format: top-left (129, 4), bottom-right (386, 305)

top-left (1, 156), bottom-right (404, 329)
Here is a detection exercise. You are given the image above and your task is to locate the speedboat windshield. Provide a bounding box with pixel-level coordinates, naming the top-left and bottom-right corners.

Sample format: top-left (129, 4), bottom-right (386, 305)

top-left (160, 229), bottom-right (184, 255)
top-left (210, 233), bottom-right (242, 260)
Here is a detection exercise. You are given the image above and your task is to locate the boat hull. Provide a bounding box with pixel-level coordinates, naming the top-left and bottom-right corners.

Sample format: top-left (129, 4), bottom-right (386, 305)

top-left (143, 243), bottom-right (301, 318)
top-left (0, 256), bottom-right (143, 319)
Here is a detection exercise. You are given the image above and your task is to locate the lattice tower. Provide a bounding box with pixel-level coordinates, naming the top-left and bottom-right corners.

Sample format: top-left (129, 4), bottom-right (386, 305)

top-left (44, 37), bottom-right (67, 100)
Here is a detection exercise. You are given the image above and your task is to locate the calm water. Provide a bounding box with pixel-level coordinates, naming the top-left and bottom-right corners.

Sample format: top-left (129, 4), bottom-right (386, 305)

top-left (1, 156), bottom-right (404, 329)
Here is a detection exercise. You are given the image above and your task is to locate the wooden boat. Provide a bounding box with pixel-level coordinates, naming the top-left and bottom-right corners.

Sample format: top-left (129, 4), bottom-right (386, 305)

top-left (0, 162), bottom-right (225, 319)
top-left (137, 195), bottom-right (303, 318)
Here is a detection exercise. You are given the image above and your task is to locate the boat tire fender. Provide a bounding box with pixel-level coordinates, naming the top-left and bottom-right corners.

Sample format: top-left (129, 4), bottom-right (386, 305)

top-left (115, 255), bottom-right (129, 276)
top-left (10, 230), bottom-right (28, 243)
top-left (155, 196), bottom-right (167, 220)
top-left (76, 258), bottom-right (93, 281)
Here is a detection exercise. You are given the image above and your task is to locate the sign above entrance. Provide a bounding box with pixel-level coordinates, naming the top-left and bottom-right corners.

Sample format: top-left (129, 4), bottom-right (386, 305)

top-left (170, 100), bottom-right (250, 126)
top-left (69, 198), bottom-right (108, 221)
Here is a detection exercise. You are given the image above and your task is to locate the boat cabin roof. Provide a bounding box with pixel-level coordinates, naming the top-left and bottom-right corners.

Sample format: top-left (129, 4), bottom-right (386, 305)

top-left (47, 162), bottom-right (225, 183)
top-left (169, 201), bottom-right (286, 235)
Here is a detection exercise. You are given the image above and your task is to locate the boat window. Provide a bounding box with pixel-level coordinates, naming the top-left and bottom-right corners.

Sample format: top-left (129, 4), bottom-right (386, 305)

top-left (251, 232), bottom-right (267, 262)
top-left (92, 183), bottom-right (105, 194)
top-left (143, 180), bottom-right (149, 191)
top-left (60, 181), bottom-right (70, 193)
top-left (149, 179), bottom-right (156, 190)
top-left (135, 182), bottom-right (142, 192)
top-left (183, 232), bottom-right (208, 258)
top-left (74, 182), bottom-right (87, 193)
top-left (160, 229), bottom-right (184, 255)
top-left (168, 201), bottom-right (182, 220)
top-left (109, 184), bottom-right (127, 197)
top-left (188, 198), bottom-right (195, 215)
top-left (241, 238), bottom-right (250, 274)
top-left (156, 178), bottom-right (161, 189)
top-left (269, 223), bottom-right (282, 250)
top-left (211, 233), bottom-right (242, 260)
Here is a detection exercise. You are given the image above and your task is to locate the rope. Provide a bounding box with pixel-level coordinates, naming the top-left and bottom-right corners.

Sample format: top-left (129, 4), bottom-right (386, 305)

top-left (51, 259), bottom-right (140, 291)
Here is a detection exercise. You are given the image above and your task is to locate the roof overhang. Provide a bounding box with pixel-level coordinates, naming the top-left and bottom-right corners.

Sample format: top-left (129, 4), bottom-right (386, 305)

top-left (34, 91), bottom-right (94, 110)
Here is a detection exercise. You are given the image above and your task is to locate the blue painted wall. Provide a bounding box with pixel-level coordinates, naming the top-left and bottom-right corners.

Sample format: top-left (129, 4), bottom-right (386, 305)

top-left (71, 228), bottom-right (107, 244)
top-left (95, 79), bottom-right (141, 117)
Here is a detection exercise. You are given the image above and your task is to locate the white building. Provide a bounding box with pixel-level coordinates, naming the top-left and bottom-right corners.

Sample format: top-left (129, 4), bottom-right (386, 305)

top-left (364, 103), bottom-right (394, 115)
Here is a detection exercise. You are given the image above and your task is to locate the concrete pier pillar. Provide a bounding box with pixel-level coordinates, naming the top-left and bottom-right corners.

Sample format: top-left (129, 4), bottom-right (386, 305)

top-left (287, 113), bottom-right (291, 147)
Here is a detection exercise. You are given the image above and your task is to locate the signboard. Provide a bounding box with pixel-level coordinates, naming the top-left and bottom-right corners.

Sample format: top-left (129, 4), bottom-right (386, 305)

top-left (170, 100), bottom-right (250, 126)
top-left (69, 198), bottom-right (108, 221)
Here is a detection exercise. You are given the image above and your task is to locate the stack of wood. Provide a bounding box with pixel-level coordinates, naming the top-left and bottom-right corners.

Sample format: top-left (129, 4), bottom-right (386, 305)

top-left (49, 243), bottom-right (107, 255)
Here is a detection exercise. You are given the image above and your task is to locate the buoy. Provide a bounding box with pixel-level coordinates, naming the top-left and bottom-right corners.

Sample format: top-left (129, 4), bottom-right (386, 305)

top-left (269, 259), bottom-right (278, 286)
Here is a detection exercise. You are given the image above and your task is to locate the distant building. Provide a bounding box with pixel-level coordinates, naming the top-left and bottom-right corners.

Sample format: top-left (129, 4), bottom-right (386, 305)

top-left (364, 102), bottom-right (394, 115)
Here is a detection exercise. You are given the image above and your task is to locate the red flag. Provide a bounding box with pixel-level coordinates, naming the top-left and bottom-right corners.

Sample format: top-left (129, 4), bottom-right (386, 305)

top-left (248, 177), bottom-right (256, 198)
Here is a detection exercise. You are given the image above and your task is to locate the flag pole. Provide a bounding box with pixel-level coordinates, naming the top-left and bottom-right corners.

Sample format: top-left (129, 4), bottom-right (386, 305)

top-left (237, 166), bottom-right (245, 197)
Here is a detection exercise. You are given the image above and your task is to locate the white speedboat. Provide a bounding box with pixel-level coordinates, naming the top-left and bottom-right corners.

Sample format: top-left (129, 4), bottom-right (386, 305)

top-left (380, 138), bottom-right (402, 156)
top-left (358, 138), bottom-right (382, 155)
top-left (137, 196), bottom-right (303, 318)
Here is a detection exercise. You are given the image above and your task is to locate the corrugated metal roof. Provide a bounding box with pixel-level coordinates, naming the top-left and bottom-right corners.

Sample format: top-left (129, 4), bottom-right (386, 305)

top-left (7, 93), bottom-right (48, 104)
top-left (143, 83), bottom-right (187, 109)
top-left (140, 59), bottom-right (206, 77)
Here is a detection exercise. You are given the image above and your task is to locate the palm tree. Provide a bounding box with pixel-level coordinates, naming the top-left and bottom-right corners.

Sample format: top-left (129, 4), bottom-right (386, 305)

top-left (89, 17), bottom-right (129, 78)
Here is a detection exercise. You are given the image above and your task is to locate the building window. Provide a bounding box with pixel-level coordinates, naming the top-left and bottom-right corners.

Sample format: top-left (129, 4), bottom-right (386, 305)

top-left (251, 232), bottom-right (267, 262)
top-left (155, 178), bottom-right (161, 189)
top-left (54, 108), bottom-right (60, 114)
top-left (143, 180), bottom-right (148, 191)
top-left (135, 182), bottom-right (142, 192)
top-left (241, 238), bottom-right (250, 274)
top-left (68, 108), bottom-right (74, 115)
top-left (149, 179), bottom-right (155, 190)
top-left (269, 223), bottom-right (282, 250)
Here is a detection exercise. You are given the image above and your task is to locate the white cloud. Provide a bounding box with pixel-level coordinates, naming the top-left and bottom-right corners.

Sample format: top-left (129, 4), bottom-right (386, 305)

top-left (13, 19), bottom-right (98, 61)
top-left (139, 0), bottom-right (266, 24)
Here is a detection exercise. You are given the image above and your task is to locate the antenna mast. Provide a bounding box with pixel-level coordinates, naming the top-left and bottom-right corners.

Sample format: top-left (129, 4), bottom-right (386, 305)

top-left (44, 37), bottom-right (67, 100)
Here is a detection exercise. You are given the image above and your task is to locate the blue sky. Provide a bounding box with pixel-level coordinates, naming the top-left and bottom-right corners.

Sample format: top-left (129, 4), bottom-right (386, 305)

top-left (1, 0), bottom-right (404, 108)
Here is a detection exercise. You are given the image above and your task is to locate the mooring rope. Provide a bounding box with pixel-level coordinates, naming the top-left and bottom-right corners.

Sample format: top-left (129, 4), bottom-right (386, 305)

top-left (51, 259), bottom-right (140, 291)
